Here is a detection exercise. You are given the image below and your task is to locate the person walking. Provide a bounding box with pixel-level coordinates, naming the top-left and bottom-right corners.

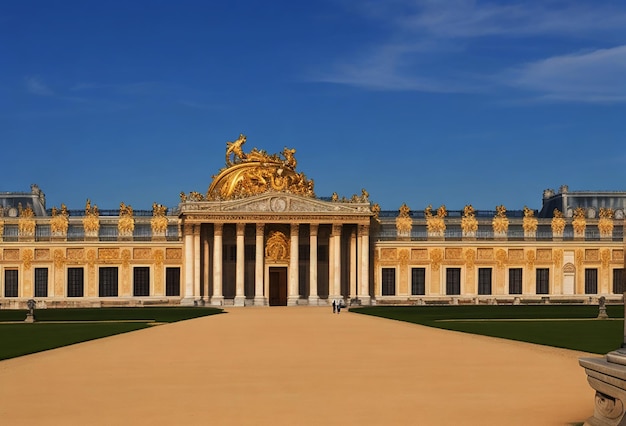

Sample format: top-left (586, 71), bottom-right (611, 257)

top-left (332, 299), bottom-right (336, 314)
top-left (337, 299), bottom-right (342, 314)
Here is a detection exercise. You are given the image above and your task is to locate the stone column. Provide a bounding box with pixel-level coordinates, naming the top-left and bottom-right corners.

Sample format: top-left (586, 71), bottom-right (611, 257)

top-left (328, 225), bottom-right (335, 301)
top-left (234, 223), bottom-right (246, 306)
top-left (288, 223), bottom-right (300, 306)
top-left (349, 227), bottom-right (357, 301)
top-left (193, 225), bottom-right (201, 304)
top-left (211, 223), bottom-right (224, 306)
top-left (359, 224), bottom-right (371, 305)
top-left (329, 223), bottom-right (342, 301)
top-left (254, 223), bottom-right (265, 306)
top-left (182, 224), bottom-right (194, 305)
top-left (308, 224), bottom-right (319, 305)
top-left (203, 229), bottom-right (210, 303)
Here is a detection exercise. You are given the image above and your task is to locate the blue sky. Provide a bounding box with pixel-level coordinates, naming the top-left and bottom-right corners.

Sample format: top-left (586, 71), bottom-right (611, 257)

top-left (1, 0), bottom-right (625, 213)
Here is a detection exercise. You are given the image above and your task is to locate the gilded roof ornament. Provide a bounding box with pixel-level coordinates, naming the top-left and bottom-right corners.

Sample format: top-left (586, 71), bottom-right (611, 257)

top-left (425, 204), bottom-right (446, 235)
top-left (118, 202), bottom-right (135, 235)
top-left (598, 207), bottom-right (614, 237)
top-left (18, 203), bottom-right (35, 218)
top-left (371, 203), bottom-right (381, 221)
top-left (572, 207), bottom-right (586, 235)
top-left (18, 204), bottom-right (36, 236)
top-left (151, 202), bottom-right (169, 234)
top-left (206, 134), bottom-right (315, 200)
top-left (50, 203), bottom-right (69, 234)
top-left (395, 203), bottom-right (412, 233)
top-left (83, 199), bottom-right (100, 233)
top-left (492, 205), bottom-right (509, 234)
top-left (551, 209), bottom-right (566, 235)
top-left (461, 204), bottom-right (478, 233)
top-left (522, 206), bottom-right (538, 234)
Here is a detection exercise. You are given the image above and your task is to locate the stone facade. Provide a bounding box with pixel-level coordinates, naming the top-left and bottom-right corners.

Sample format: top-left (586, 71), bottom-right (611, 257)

top-left (0, 137), bottom-right (624, 308)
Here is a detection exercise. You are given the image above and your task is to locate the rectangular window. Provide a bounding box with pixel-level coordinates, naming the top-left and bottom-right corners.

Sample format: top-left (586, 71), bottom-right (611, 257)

top-left (34, 268), bottom-right (48, 297)
top-left (614, 269), bottom-right (625, 294)
top-left (381, 268), bottom-right (396, 296)
top-left (585, 268), bottom-right (598, 294)
top-left (509, 268), bottom-right (522, 295)
top-left (411, 268), bottom-right (426, 295)
top-left (133, 267), bottom-right (150, 297)
top-left (478, 268), bottom-right (492, 295)
top-left (67, 268), bottom-right (84, 297)
top-left (99, 267), bottom-right (118, 297)
top-left (446, 268), bottom-right (461, 295)
top-left (4, 270), bottom-right (18, 297)
top-left (536, 268), bottom-right (549, 295)
top-left (166, 267), bottom-right (181, 296)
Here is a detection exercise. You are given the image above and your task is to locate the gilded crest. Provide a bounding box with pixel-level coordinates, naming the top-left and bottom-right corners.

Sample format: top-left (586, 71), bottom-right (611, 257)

top-left (265, 231), bottom-right (290, 262)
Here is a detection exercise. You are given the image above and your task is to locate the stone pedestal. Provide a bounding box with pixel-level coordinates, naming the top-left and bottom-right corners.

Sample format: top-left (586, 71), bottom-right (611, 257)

top-left (151, 233), bottom-right (166, 242)
top-left (24, 313), bottom-right (35, 323)
top-left (253, 296), bottom-right (267, 306)
top-left (307, 295), bottom-right (319, 306)
top-left (580, 349), bottom-right (626, 426)
top-left (599, 307), bottom-right (609, 319)
top-left (462, 232), bottom-right (476, 240)
top-left (524, 231), bottom-right (537, 240)
top-left (180, 297), bottom-right (195, 306)
top-left (359, 295), bottom-right (372, 306)
top-left (234, 296), bottom-right (246, 307)
top-left (210, 296), bottom-right (224, 306)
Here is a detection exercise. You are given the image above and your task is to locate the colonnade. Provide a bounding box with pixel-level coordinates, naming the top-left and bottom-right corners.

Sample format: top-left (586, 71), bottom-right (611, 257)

top-left (181, 221), bottom-right (370, 306)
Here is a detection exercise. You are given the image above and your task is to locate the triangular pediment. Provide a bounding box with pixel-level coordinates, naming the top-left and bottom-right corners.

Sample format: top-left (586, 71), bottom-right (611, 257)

top-left (220, 193), bottom-right (370, 214)
top-left (179, 192), bottom-right (372, 218)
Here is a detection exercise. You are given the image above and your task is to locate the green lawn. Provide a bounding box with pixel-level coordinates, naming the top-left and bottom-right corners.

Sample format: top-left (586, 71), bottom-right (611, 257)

top-left (0, 307), bottom-right (223, 360)
top-left (350, 305), bottom-right (625, 354)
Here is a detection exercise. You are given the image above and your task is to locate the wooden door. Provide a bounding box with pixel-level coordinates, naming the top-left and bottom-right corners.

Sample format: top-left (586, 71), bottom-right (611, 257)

top-left (269, 267), bottom-right (287, 306)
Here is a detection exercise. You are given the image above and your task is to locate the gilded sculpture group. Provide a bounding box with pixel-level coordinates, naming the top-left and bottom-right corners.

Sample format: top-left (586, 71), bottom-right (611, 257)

top-left (181, 133), bottom-right (315, 202)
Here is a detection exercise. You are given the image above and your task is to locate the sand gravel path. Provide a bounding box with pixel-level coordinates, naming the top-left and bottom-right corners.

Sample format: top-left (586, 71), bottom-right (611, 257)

top-left (0, 307), bottom-right (596, 425)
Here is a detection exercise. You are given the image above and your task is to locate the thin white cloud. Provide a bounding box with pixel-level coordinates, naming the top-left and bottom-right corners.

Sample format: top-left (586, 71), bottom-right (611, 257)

top-left (70, 81), bottom-right (166, 95)
top-left (393, 0), bottom-right (626, 39)
top-left (314, 1), bottom-right (626, 100)
top-left (509, 45), bottom-right (626, 102)
top-left (25, 76), bottom-right (54, 96)
top-left (312, 40), bottom-right (486, 92)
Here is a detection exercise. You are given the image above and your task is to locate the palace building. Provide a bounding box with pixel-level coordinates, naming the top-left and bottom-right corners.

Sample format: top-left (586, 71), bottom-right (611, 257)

top-left (0, 135), bottom-right (624, 308)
